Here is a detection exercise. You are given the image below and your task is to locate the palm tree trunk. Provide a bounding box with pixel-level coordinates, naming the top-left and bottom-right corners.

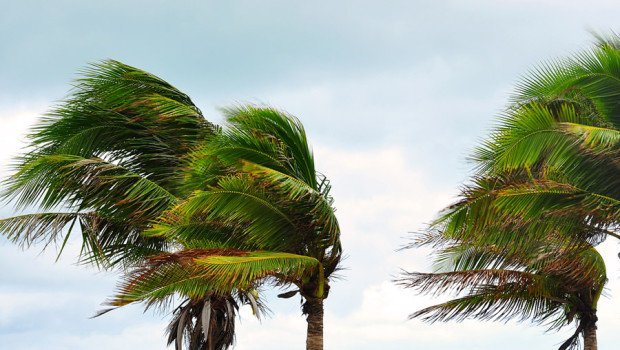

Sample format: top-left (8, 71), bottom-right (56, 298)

top-left (305, 298), bottom-right (324, 350)
top-left (583, 324), bottom-right (597, 350)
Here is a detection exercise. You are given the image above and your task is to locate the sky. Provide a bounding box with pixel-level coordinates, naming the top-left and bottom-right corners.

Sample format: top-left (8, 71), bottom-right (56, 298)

top-left (2, 1), bottom-right (620, 349)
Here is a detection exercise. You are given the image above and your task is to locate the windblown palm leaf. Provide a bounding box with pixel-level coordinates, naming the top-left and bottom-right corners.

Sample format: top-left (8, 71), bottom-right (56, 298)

top-left (2, 60), bottom-right (214, 264)
top-left (399, 240), bottom-right (606, 350)
top-left (110, 250), bottom-right (321, 306)
top-left (465, 36), bottom-right (620, 243)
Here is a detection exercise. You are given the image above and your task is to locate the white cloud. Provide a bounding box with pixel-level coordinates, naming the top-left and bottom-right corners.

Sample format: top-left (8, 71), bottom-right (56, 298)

top-left (0, 103), bottom-right (45, 177)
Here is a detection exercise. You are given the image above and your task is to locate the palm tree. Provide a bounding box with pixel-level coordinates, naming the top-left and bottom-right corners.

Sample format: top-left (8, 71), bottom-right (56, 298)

top-left (399, 237), bottom-right (606, 350)
top-left (105, 105), bottom-right (342, 350)
top-left (398, 33), bottom-right (620, 350)
top-left (1, 61), bottom-right (342, 350)
top-left (1, 60), bottom-right (264, 349)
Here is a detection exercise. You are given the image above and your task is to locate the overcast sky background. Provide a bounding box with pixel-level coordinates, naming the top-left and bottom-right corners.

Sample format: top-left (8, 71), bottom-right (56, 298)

top-left (2, 1), bottom-right (620, 349)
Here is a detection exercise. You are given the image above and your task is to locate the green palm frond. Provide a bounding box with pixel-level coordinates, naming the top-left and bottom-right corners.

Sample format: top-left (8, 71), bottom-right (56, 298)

top-left (4, 154), bottom-right (176, 216)
top-left (494, 180), bottom-right (620, 223)
top-left (110, 250), bottom-right (322, 306)
top-left (210, 128), bottom-right (289, 173)
top-left (0, 212), bottom-right (86, 250)
top-left (240, 161), bottom-right (340, 245)
top-left (222, 105), bottom-right (317, 188)
top-left (409, 285), bottom-right (564, 326)
top-left (433, 174), bottom-right (617, 251)
top-left (474, 102), bottom-right (600, 173)
top-left (171, 175), bottom-right (300, 251)
top-left (560, 122), bottom-right (620, 151)
top-left (0, 210), bottom-right (170, 267)
top-left (514, 41), bottom-right (620, 128)
top-left (143, 220), bottom-right (249, 250)
top-left (26, 60), bottom-right (214, 191)
top-left (399, 269), bottom-right (544, 297)
top-left (431, 243), bottom-right (527, 272)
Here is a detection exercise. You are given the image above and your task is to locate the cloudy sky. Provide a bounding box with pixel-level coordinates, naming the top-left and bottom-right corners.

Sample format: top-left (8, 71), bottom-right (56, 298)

top-left (2, 1), bottom-right (620, 349)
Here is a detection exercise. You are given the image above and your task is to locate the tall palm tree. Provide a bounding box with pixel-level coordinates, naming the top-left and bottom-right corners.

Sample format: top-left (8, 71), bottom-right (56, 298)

top-left (399, 237), bottom-right (606, 350)
top-left (1, 61), bottom-right (341, 350)
top-left (399, 33), bottom-right (620, 350)
top-left (105, 105), bottom-right (342, 350)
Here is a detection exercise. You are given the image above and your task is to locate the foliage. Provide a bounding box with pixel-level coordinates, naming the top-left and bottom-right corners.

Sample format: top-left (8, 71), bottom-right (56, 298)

top-left (400, 33), bottom-right (620, 349)
top-left (1, 60), bottom-right (342, 349)
top-left (108, 104), bottom-right (342, 327)
top-left (2, 60), bottom-right (213, 266)
top-left (399, 235), bottom-right (606, 350)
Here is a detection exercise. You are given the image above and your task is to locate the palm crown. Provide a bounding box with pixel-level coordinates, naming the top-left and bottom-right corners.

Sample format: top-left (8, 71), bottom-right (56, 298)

top-left (451, 34), bottom-right (620, 248)
top-left (420, 35), bottom-right (620, 266)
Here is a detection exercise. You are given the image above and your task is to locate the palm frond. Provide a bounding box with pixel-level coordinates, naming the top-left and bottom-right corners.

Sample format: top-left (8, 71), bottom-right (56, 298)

top-left (221, 105), bottom-right (317, 188)
top-left (409, 285), bottom-right (564, 326)
top-left (0, 212), bottom-right (85, 251)
top-left (240, 161), bottom-right (340, 246)
top-left (110, 250), bottom-right (321, 306)
top-left (171, 175), bottom-right (301, 251)
top-left (4, 154), bottom-right (177, 215)
top-left (25, 60), bottom-right (214, 192)
top-left (560, 122), bottom-right (620, 151)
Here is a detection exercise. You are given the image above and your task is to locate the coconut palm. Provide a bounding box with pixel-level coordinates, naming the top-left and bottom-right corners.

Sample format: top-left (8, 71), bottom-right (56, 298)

top-left (0, 60), bottom-right (265, 349)
top-left (106, 105), bottom-right (342, 350)
top-left (399, 237), bottom-right (606, 350)
top-left (399, 33), bottom-right (620, 350)
top-left (2, 60), bottom-right (341, 350)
